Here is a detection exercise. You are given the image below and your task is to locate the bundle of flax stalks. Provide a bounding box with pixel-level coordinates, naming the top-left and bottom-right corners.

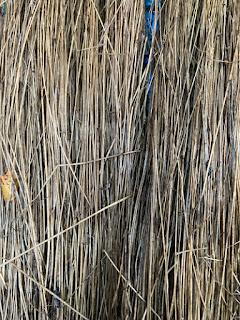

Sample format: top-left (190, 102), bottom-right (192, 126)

top-left (0, 1), bottom-right (239, 319)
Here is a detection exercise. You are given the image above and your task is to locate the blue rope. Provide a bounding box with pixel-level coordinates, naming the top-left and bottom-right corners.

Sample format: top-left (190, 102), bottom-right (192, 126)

top-left (1, 3), bottom-right (6, 17)
top-left (144, 0), bottom-right (162, 116)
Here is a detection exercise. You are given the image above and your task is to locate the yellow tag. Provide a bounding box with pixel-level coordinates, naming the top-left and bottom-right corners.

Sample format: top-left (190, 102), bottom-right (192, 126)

top-left (0, 170), bottom-right (18, 202)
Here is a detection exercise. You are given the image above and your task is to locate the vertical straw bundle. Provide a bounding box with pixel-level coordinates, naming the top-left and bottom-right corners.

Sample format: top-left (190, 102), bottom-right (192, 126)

top-left (0, 1), bottom-right (239, 319)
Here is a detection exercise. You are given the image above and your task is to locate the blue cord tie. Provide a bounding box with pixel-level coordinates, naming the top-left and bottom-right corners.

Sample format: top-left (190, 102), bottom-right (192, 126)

top-left (1, 3), bottom-right (6, 17)
top-left (144, 0), bottom-right (162, 115)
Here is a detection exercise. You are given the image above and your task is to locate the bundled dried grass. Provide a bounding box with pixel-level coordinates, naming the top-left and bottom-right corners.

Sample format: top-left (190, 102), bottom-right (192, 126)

top-left (0, 0), bottom-right (239, 319)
